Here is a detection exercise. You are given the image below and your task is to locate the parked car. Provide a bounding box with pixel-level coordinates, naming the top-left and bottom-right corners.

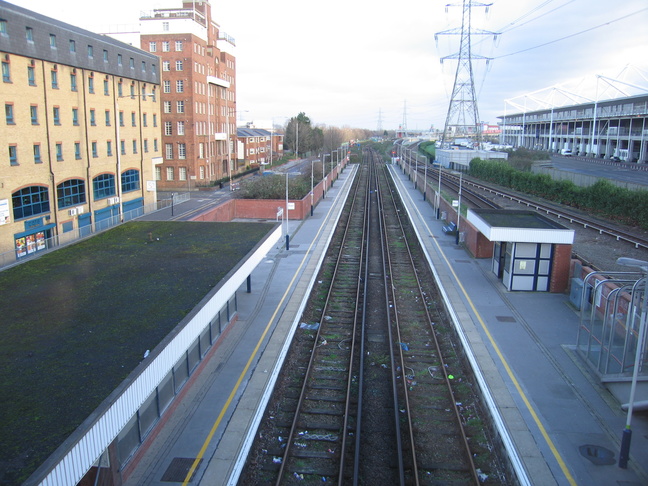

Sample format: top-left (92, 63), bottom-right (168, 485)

top-left (610, 156), bottom-right (622, 162)
top-left (560, 149), bottom-right (572, 156)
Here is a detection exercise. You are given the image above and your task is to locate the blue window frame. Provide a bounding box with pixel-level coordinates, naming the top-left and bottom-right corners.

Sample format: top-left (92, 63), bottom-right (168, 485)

top-left (122, 169), bottom-right (140, 193)
top-left (70, 73), bottom-right (77, 91)
top-left (57, 179), bottom-right (86, 208)
top-left (93, 174), bottom-right (116, 200)
top-left (33, 144), bottom-right (42, 164)
top-left (53, 106), bottom-right (60, 125)
top-left (75, 142), bottom-right (81, 159)
top-left (2, 61), bottom-right (11, 83)
top-left (27, 65), bottom-right (35, 85)
top-left (12, 186), bottom-right (50, 219)
top-left (5, 103), bottom-right (14, 124)
top-left (51, 70), bottom-right (58, 89)
top-left (9, 145), bottom-right (18, 165)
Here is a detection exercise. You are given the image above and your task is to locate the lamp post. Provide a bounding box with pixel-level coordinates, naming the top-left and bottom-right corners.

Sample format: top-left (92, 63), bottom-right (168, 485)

top-left (437, 165), bottom-right (442, 219)
top-left (423, 155), bottom-right (428, 201)
top-left (616, 257), bottom-right (648, 468)
top-left (414, 153), bottom-right (418, 190)
top-left (285, 170), bottom-right (290, 250)
top-left (323, 153), bottom-right (330, 196)
top-left (455, 170), bottom-right (462, 244)
top-left (310, 158), bottom-right (315, 216)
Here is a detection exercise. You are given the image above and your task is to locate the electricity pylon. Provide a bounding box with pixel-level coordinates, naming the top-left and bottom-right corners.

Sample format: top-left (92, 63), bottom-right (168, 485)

top-left (436, 1), bottom-right (498, 148)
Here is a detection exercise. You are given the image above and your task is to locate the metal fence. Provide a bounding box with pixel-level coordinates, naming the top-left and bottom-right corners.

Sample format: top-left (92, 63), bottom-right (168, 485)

top-left (0, 193), bottom-right (190, 271)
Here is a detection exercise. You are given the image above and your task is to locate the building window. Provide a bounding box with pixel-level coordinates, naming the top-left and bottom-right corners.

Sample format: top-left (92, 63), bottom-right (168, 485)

top-left (164, 122), bottom-right (172, 136)
top-left (142, 113), bottom-right (148, 127)
top-left (104, 79), bottom-right (109, 95)
top-left (153, 114), bottom-right (158, 127)
top-left (33, 144), bottom-right (42, 164)
top-left (162, 41), bottom-right (170, 52)
top-left (199, 166), bottom-right (204, 179)
top-left (198, 142), bottom-right (204, 159)
top-left (163, 80), bottom-right (171, 93)
top-left (175, 41), bottom-right (183, 51)
top-left (2, 60), bottom-right (10, 83)
top-left (92, 142), bottom-right (98, 158)
top-left (154, 139), bottom-right (159, 152)
top-left (143, 139), bottom-right (149, 153)
top-left (117, 81), bottom-right (123, 96)
top-left (149, 42), bottom-right (157, 52)
top-left (69, 39), bottom-right (75, 53)
top-left (51, 69), bottom-right (58, 89)
top-left (12, 186), bottom-right (50, 219)
top-left (131, 112), bottom-right (136, 127)
top-left (166, 166), bottom-right (174, 180)
top-left (119, 111), bottom-right (124, 127)
top-left (179, 167), bottom-right (187, 180)
top-left (141, 61), bottom-right (146, 72)
top-left (117, 54), bottom-right (122, 66)
top-left (165, 143), bottom-right (173, 159)
top-left (53, 106), bottom-right (60, 125)
top-left (162, 61), bottom-right (170, 71)
top-left (103, 50), bottom-right (108, 62)
top-left (9, 145), bottom-right (18, 166)
top-left (27, 65), bottom-right (35, 85)
top-left (90, 109), bottom-right (96, 126)
top-left (0, 19), bottom-right (6, 36)
top-left (56, 143), bottom-right (63, 161)
top-left (72, 108), bottom-right (79, 125)
top-left (87, 45), bottom-right (93, 58)
top-left (5, 104), bottom-right (14, 124)
top-left (75, 142), bottom-right (82, 159)
top-left (107, 140), bottom-right (113, 156)
top-left (177, 121), bottom-right (185, 135)
top-left (129, 84), bottom-right (135, 98)
top-left (163, 101), bottom-right (171, 113)
top-left (26, 27), bottom-right (34, 42)
top-left (70, 73), bottom-right (77, 91)
top-left (50, 34), bottom-right (56, 49)
top-left (57, 179), bottom-right (86, 208)
top-left (176, 80), bottom-right (184, 93)
top-left (122, 169), bottom-right (140, 192)
top-left (88, 76), bottom-right (94, 93)
top-left (155, 166), bottom-right (161, 180)
top-left (178, 143), bottom-right (186, 159)
top-left (177, 101), bottom-right (184, 113)
top-left (93, 174), bottom-right (116, 200)
top-left (129, 58), bottom-right (135, 69)
top-left (105, 110), bottom-right (111, 126)
top-left (162, 22), bottom-right (169, 32)
top-left (120, 140), bottom-right (126, 155)
top-left (176, 60), bottom-right (183, 71)
top-left (132, 140), bottom-right (137, 154)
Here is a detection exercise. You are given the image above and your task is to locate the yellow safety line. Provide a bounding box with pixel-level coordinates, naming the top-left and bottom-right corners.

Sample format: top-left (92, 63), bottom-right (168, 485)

top-left (400, 172), bottom-right (577, 486)
top-left (181, 173), bottom-right (346, 485)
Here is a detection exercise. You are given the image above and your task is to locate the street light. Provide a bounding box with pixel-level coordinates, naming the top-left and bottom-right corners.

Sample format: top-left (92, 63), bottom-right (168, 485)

top-left (455, 170), bottom-right (462, 244)
top-left (437, 165), bottom-right (442, 219)
top-left (616, 257), bottom-right (648, 469)
top-left (423, 154), bottom-right (428, 201)
top-left (285, 170), bottom-right (290, 250)
top-left (310, 158), bottom-right (316, 217)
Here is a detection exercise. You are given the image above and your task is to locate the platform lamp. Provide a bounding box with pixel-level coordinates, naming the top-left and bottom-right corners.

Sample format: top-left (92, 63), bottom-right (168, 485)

top-left (616, 257), bottom-right (648, 468)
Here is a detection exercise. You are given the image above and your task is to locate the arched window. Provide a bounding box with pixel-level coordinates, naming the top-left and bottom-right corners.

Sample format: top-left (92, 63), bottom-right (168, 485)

top-left (12, 186), bottom-right (50, 219)
top-left (57, 179), bottom-right (86, 209)
top-left (121, 170), bottom-right (140, 193)
top-left (93, 174), bottom-right (116, 200)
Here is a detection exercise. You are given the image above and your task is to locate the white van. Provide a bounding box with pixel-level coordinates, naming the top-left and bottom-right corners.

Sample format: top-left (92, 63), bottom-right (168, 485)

top-left (560, 148), bottom-right (572, 156)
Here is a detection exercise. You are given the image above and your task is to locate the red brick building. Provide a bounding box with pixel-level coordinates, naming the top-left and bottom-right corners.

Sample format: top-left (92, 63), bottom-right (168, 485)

top-left (237, 127), bottom-right (284, 166)
top-left (139, 0), bottom-right (237, 190)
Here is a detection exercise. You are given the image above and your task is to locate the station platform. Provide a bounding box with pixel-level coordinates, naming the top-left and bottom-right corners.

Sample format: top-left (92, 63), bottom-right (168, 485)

top-left (124, 161), bottom-right (648, 486)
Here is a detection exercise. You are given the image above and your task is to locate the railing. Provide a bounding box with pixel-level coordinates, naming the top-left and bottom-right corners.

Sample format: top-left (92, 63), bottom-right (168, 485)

top-left (0, 193), bottom-right (190, 271)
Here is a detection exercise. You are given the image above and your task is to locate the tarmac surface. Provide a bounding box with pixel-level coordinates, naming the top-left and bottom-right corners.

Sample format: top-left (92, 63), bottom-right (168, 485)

top-left (127, 161), bottom-right (648, 486)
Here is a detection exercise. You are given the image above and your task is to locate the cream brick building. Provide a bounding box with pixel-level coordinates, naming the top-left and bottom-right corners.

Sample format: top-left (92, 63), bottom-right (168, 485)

top-left (0, 1), bottom-right (161, 260)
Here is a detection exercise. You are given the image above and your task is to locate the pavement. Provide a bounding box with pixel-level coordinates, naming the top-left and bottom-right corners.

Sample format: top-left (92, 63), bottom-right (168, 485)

top-left (124, 160), bottom-right (648, 486)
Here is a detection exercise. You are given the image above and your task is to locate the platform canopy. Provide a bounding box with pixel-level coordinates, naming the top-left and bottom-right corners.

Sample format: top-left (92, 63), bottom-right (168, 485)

top-left (467, 208), bottom-right (574, 244)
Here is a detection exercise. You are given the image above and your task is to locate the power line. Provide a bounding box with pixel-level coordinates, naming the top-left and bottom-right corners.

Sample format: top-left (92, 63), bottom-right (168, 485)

top-left (495, 7), bottom-right (648, 59)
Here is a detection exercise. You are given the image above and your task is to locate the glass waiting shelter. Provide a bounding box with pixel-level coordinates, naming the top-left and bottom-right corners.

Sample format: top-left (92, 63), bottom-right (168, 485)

top-left (467, 209), bottom-right (575, 292)
top-left (577, 270), bottom-right (648, 405)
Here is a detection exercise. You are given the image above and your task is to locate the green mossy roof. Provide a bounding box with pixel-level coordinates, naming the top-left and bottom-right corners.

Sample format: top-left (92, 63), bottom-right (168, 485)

top-left (0, 221), bottom-right (275, 485)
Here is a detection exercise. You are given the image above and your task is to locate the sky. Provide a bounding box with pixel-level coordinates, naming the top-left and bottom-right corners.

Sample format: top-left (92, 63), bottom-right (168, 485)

top-left (7, 0), bottom-right (648, 131)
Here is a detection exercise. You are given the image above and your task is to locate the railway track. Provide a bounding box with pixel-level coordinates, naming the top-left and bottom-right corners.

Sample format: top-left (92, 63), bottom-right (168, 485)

top-left (239, 150), bottom-right (508, 485)
top-left (399, 150), bottom-right (648, 251)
